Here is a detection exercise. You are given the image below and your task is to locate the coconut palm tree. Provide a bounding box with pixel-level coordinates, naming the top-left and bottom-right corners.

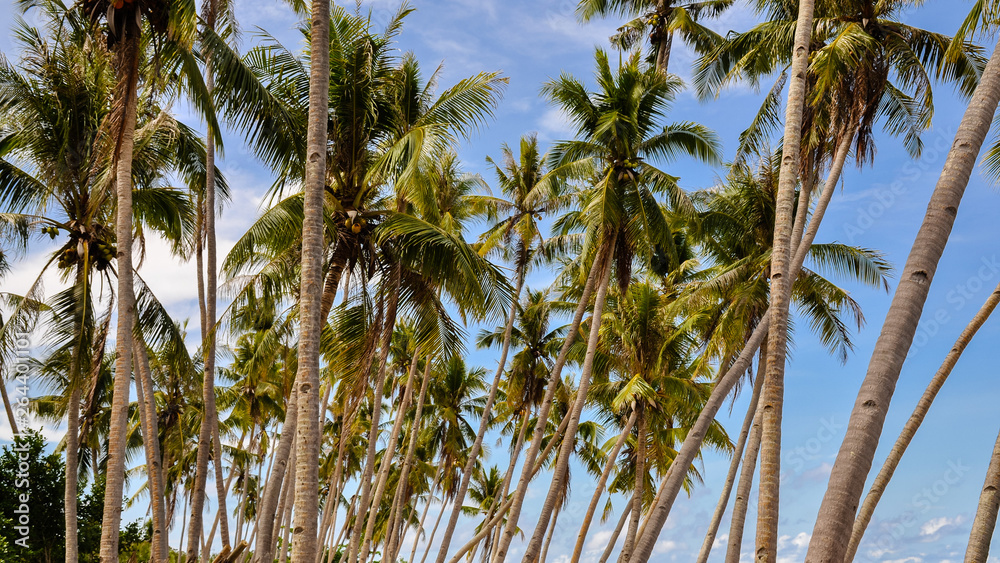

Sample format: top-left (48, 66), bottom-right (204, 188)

top-left (491, 48), bottom-right (721, 563)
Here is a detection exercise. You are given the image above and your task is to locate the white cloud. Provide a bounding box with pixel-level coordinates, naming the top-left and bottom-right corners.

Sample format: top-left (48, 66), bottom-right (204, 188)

top-left (587, 530), bottom-right (613, 550)
top-left (920, 516), bottom-right (962, 537)
top-left (538, 107), bottom-right (575, 140)
top-left (653, 539), bottom-right (678, 554)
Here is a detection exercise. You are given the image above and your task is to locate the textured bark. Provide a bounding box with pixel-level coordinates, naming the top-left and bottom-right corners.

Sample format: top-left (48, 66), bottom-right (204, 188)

top-left (254, 388), bottom-right (298, 563)
top-left (570, 411), bottom-right (638, 563)
top-left (288, 0), bottom-right (332, 558)
top-left (433, 261), bottom-right (526, 559)
top-left (806, 38), bottom-right (1000, 562)
top-left (965, 427), bottom-right (1000, 563)
top-left (846, 282), bottom-right (1000, 561)
top-left (279, 446), bottom-right (298, 563)
top-left (99, 29), bottom-right (140, 563)
top-left (133, 340), bottom-right (168, 562)
top-left (754, 0), bottom-right (816, 557)
top-left (489, 259), bottom-right (603, 563)
top-left (65, 385), bottom-right (81, 563)
top-left (696, 363), bottom-right (766, 563)
top-left (621, 407), bottom-right (646, 561)
top-left (653, 0), bottom-right (673, 73)
top-left (628, 129), bottom-right (851, 562)
top-left (520, 239), bottom-right (616, 563)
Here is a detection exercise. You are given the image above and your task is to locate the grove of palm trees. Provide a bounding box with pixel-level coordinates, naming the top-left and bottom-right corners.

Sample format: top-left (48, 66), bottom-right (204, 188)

top-left (3, 0), bottom-right (1000, 561)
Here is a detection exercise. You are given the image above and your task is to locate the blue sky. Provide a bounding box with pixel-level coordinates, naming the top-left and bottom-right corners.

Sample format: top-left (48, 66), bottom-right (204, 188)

top-left (3, 0), bottom-right (1000, 562)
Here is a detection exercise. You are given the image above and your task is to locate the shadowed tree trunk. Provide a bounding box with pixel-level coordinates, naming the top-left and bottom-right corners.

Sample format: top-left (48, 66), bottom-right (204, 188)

top-left (806, 37), bottom-right (1000, 562)
top-left (846, 281), bottom-right (1000, 561)
top-left (65, 384), bottom-right (80, 563)
top-left (99, 26), bottom-right (141, 563)
top-left (134, 339), bottom-right (168, 562)
top-left (965, 425), bottom-right (1000, 563)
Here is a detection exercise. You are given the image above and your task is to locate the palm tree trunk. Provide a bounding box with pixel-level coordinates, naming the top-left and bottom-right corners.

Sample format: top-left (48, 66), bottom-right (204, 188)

top-left (965, 427), bottom-right (1000, 563)
top-left (279, 445), bottom-right (298, 563)
top-left (1, 382), bottom-right (17, 437)
top-left (254, 387), bottom-right (299, 562)
top-left (487, 258), bottom-right (603, 563)
top-left (725, 340), bottom-right (768, 563)
top-left (488, 409), bottom-right (531, 559)
top-left (359, 349), bottom-right (421, 562)
top-left (387, 356), bottom-right (435, 562)
top-left (696, 358), bottom-right (766, 563)
top-left (621, 407), bottom-right (646, 561)
top-left (846, 281), bottom-right (1000, 561)
top-left (521, 238), bottom-right (617, 563)
top-left (348, 267), bottom-right (403, 563)
top-left (419, 493), bottom-right (449, 563)
top-left (754, 0), bottom-right (817, 556)
top-left (433, 257), bottom-right (527, 560)
top-left (288, 0), bottom-right (332, 556)
top-left (806, 37), bottom-right (1000, 562)
top-left (409, 465), bottom-right (445, 563)
top-left (628, 126), bottom-right (852, 563)
top-left (133, 339), bottom-right (169, 562)
top-left (599, 504), bottom-right (632, 563)
top-left (273, 443), bottom-right (298, 561)
top-left (205, 430), bottom-right (247, 562)
top-left (538, 505), bottom-right (559, 563)
top-left (99, 28), bottom-right (141, 563)
top-left (65, 385), bottom-right (81, 563)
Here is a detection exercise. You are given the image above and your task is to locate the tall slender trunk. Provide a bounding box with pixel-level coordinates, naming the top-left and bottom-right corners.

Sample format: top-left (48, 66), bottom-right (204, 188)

top-left (570, 411), bottom-right (638, 563)
top-left (99, 28), bottom-right (141, 563)
top-left (599, 504), bottom-right (632, 563)
top-left (538, 505), bottom-right (559, 563)
top-left (846, 281), bottom-right (1000, 561)
top-left (254, 388), bottom-right (299, 562)
top-left (386, 356), bottom-right (434, 562)
top-left (348, 267), bottom-right (402, 563)
top-left (653, 1), bottom-right (672, 73)
top-left (696, 360), bottom-right (765, 563)
top-left (205, 431), bottom-right (247, 562)
top-left (487, 259), bottom-right (603, 563)
top-left (629, 127), bottom-right (852, 562)
top-left (358, 349), bottom-right (420, 562)
top-left (487, 409), bottom-right (531, 559)
top-left (433, 258), bottom-right (526, 559)
top-left (754, 0), bottom-right (816, 557)
top-left (965, 426), bottom-right (1000, 563)
top-left (279, 446), bottom-right (298, 563)
top-left (621, 407), bottom-right (646, 562)
top-left (65, 385), bottom-right (81, 563)
top-left (1, 382), bottom-right (18, 437)
top-left (419, 494), bottom-right (449, 563)
top-left (288, 0), bottom-right (332, 557)
top-left (134, 339), bottom-right (168, 562)
top-left (520, 238), bottom-right (616, 563)
top-left (409, 466), bottom-right (444, 563)
top-left (273, 443), bottom-right (297, 561)
top-left (725, 340), bottom-right (768, 563)
top-left (806, 37), bottom-right (1000, 562)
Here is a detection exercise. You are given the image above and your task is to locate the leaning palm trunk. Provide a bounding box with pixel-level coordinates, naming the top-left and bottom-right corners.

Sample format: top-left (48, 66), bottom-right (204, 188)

top-left (99, 28), bottom-right (141, 563)
top-left (288, 0), bottom-right (332, 558)
top-left (521, 238), bottom-right (617, 563)
top-left (754, 0), bottom-right (817, 557)
top-left (621, 407), bottom-right (647, 561)
top-left (386, 357), bottom-right (435, 562)
top-left (486, 409), bottom-right (532, 559)
top-left (965, 426), bottom-right (1000, 563)
top-left (486, 260), bottom-right (603, 563)
top-left (358, 350), bottom-right (420, 562)
top-left (726, 406), bottom-right (763, 563)
top-left (806, 37), bottom-right (1000, 562)
top-left (254, 388), bottom-right (299, 562)
top-left (846, 281), bottom-right (1000, 560)
top-left (628, 128), bottom-right (852, 562)
top-left (408, 465), bottom-right (444, 563)
top-left (347, 267), bottom-right (402, 563)
top-left (696, 360), bottom-right (766, 563)
top-left (600, 505), bottom-right (632, 563)
top-left (433, 260), bottom-right (526, 560)
top-left (134, 339), bottom-right (168, 562)
top-left (570, 410), bottom-right (638, 563)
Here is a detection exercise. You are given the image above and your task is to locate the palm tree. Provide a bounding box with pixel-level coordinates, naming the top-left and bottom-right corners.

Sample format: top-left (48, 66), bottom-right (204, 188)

top-left (491, 48), bottom-right (721, 563)
top-left (433, 133), bottom-right (564, 560)
top-left (576, 0), bottom-right (734, 73)
top-left (807, 13), bottom-right (1000, 562)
